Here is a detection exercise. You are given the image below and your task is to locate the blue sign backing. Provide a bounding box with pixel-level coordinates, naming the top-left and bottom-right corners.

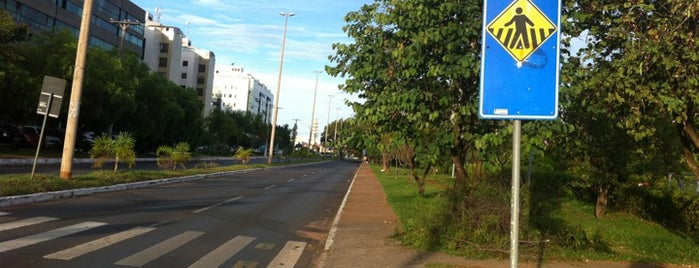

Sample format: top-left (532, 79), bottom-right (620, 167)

top-left (479, 0), bottom-right (561, 120)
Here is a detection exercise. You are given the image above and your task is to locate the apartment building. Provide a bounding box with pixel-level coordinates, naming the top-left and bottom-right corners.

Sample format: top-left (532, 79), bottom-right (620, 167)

top-left (212, 66), bottom-right (274, 123)
top-left (2, 1), bottom-right (218, 118)
top-left (1, 0), bottom-right (146, 57)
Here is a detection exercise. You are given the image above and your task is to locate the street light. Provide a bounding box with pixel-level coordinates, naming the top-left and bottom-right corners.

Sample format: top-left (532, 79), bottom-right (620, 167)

top-left (308, 70), bottom-right (322, 150)
top-left (324, 95), bottom-right (334, 152)
top-left (268, 11), bottom-right (294, 164)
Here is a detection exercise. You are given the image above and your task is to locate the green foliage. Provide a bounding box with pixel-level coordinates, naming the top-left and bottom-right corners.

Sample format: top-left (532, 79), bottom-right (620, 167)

top-left (88, 132), bottom-right (136, 172)
top-left (377, 164), bottom-right (699, 263)
top-left (156, 142), bottom-right (192, 170)
top-left (234, 148), bottom-right (253, 164)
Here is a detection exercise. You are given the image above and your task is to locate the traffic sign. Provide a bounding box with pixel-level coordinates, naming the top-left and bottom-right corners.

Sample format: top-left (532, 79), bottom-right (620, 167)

top-left (36, 75), bottom-right (66, 118)
top-left (479, 0), bottom-right (561, 120)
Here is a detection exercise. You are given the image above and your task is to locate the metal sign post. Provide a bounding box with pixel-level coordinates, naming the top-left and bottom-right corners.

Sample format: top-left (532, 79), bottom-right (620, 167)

top-left (32, 76), bottom-right (66, 178)
top-left (479, 0), bottom-right (561, 267)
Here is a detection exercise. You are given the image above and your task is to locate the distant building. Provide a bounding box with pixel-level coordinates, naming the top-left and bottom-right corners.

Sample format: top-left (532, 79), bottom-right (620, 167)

top-left (181, 39), bottom-right (215, 117)
top-left (1, 0), bottom-right (146, 57)
top-left (142, 20), bottom-right (216, 117)
top-left (212, 66), bottom-right (273, 123)
top-left (1, 1), bottom-right (217, 117)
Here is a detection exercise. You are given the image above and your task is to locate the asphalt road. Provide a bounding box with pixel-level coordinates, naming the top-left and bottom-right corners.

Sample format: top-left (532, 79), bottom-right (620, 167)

top-left (0, 160), bottom-right (359, 267)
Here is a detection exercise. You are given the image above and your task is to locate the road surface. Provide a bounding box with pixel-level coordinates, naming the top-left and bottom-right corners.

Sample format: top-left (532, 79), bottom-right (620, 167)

top-left (0, 161), bottom-right (358, 267)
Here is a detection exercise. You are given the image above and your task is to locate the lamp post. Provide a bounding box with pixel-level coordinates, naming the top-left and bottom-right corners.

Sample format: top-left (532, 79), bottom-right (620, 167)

top-left (308, 70), bottom-right (322, 150)
top-left (324, 95), bottom-right (333, 152)
top-left (268, 11), bottom-right (294, 164)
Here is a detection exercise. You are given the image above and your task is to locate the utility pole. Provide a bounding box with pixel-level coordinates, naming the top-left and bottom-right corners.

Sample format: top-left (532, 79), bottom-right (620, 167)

top-left (60, 0), bottom-right (94, 179)
top-left (268, 11), bottom-right (294, 164)
top-left (324, 95), bottom-right (333, 152)
top-left (308, 71), bottom-right (322, 149)
top-left (109, 19), bottom-right (140, 57)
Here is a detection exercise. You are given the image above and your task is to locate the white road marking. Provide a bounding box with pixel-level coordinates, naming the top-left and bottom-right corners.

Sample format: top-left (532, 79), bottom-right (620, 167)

top-left (288, 179), bottom-right (295, 182)
top-left (0, 212), bottom-right (9, 216)
top-left (115, 230), bottom-right (204, 267)
top-left (265, 185), bottom-right (277, 190)
top-left (44, 226), bottom-right (156, 260)
top-left (0, 217), bottom-right (57, 231)
top-left (266, 241), bottom-right (306, 268)
top-left (188, 235), bottom-right (255, 268)
top-left (193, 196), bottom-right (243, 214)
top-left (0, 221), bottom-right (106, 253)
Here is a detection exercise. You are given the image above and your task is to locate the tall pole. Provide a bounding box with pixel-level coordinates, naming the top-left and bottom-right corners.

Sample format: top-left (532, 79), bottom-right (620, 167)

top-left (510, 120), bottom-right (522, 268)
top-left (308, 70), bottom-right (321, 149)
top-left (334, 108), bottom-right (340, 142)
top-left (268, 12), bottom-right (294, 164)
top-left (324, 95), bottom-right (333, 152)
top-left (60, 0), bottom-right (94, 179)
top-left (110, 19), bottom-right (140, 57)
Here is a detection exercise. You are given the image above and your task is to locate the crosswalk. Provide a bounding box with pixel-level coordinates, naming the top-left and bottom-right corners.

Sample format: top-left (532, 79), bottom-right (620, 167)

top-left (0, 212), bottom-right (308, 267)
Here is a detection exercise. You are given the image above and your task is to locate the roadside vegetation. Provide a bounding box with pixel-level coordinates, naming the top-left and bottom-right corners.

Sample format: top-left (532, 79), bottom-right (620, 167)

top-left (0, 9), bottom-right (298, 157)
top-left (374, 164), bottom-right (699, 265)
top-left (324, 0), bottom-right (699, 266)
top-left (0, 163), bottom-right (267, 197)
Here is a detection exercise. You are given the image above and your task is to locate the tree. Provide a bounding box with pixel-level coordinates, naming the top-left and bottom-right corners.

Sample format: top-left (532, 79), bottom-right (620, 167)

top-left (234, 148), bottom-right (253, 164)
top-left (0, 10), bottom-right (36, 124)
top-left (88, 132), bottom-right (136, 172)
top-left (156, 142), bottom-right (191, 170)
top-left (563, 1), bottom-right (699, 216)
top-left (328, 0), bottom-right (486, 194)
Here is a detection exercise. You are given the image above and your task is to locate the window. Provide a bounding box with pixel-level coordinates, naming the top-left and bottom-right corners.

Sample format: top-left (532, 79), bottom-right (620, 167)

top-left (197, 78), bottom-right (205, 85)
top-left (197, 88), bottom-right (204, 96)
top-left (198, 64), bottom-right (206, 72)
top-left (182, 60), bottom-right (188, 67)
top-left (158, 57), bottom-right (167, 68)
top-left (181, 73), bottom-right (187, 79)
top-left (159, 42), bottom-right (169, 53)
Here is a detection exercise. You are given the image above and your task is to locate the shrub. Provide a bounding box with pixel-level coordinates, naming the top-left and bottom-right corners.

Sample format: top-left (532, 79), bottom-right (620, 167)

top-left (156, 142), bottom-right (191, 170)
top-left (234, 148), bottom-right (253, 164)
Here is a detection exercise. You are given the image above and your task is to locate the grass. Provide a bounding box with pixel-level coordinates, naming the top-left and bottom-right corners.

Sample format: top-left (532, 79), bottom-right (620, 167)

top-left (371, 164), bottom-right (699, 266)
top-left (0, 162), bottom-right (270, 197)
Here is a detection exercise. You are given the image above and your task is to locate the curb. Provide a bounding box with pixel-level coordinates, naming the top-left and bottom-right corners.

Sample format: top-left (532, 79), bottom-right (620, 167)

top-left (315, 163), bottom-right (361, 268)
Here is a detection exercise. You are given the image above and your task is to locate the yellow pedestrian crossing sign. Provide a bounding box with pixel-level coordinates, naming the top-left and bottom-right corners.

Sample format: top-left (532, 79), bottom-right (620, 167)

top-left (487, 0), bottom-right (556, 62)
top-left (479, 0), bottom-right (561, 120)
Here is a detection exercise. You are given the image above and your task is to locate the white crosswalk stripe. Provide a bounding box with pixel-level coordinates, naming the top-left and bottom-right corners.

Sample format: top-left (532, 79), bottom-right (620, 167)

top-left (266, 241), bottom-right (307, 268)
top-left (44, 226), bottom-right (156, 260)
top-left (0, 212), bottom-right (9, 216)
top-left (0, 215), bottom-right (309, 267)
top-left (0, 216), bottom-right (57, 231)
top-left (115, 230), bottom-right (204, 267)
top-left (188, 235), bottom-right (256, 268)
top-left (0, 221), bottom-right (106, 253)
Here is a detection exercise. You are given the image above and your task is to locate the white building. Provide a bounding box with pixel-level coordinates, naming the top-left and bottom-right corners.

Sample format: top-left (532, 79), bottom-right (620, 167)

top-left (142, 17), bottom-right (216, 117)
top-left (180, 38), bottom-right (216, 116)
top-left (212, 66), bottom-right (273, 123)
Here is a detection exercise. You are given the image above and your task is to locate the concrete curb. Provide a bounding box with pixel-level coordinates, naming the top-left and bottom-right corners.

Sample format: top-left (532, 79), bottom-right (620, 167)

top-left (0, 167), bottom-right (260, 208)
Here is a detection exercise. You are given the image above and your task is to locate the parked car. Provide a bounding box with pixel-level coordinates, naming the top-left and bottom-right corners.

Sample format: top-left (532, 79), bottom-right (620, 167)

top-left (0, 123), bottom-right (29, 149)
top-left (22, 126), bottom-right (64, 149)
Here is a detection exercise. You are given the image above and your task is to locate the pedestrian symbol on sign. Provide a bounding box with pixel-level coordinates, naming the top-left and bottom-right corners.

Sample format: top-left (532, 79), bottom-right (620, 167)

top-left (487, 0), bottom-right (556, 63)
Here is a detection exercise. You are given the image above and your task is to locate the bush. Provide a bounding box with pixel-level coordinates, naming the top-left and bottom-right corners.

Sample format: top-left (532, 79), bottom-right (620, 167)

top-left (156, 142), bottom-right (191, 170)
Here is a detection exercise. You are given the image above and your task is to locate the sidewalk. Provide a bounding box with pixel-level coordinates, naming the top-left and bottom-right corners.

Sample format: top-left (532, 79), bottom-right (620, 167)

top-left (317, 163), bottom-right (689, 268)
top-left (317, 162), bottom-right (497, 268)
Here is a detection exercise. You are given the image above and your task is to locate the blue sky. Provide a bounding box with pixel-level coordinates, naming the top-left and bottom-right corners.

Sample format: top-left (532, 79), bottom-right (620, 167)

top-left (130, 0), bottom-right (373, 143)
